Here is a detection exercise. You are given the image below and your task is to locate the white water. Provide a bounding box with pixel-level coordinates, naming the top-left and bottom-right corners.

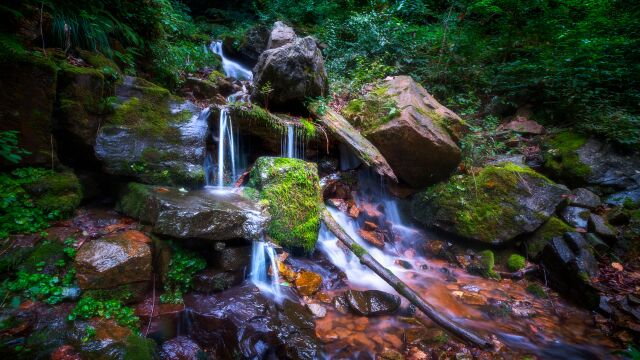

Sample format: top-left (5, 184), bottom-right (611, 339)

top-left (250, 240), bottom-right (283, 303)
top-left (281, 124), bottom-right (305, 159)
top-left (209, 41), bottom-right (253, 81)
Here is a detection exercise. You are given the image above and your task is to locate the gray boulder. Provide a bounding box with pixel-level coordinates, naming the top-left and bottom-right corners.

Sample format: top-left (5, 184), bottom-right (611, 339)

top-left (252, 37), bottom-right (328, 108)
top-left (268, 21), bottom-right (297, 49)
top-left (117, 183), bottom-right (267, 241)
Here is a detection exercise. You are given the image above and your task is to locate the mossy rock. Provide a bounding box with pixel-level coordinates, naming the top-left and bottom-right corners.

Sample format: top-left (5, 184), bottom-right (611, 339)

top-left (467, 250), bottom-right (500, 279)
top-left (78, 50), bottom-right (123, 79)
top-left (247, 157), bottom-right (322, 252)
top-left (342, 85), bottom-right (400, 134)
top-left (507, 254), bottom-right (526, 271)
top-left (412, 162), bottom-right (569, 244)
top-left (17, 240), bottom-right (66, 273)
top-left (542, 131), bottom-right (591, 187)
top-left (524, 216), bottom-right (574, 260)
top-left (21, 169), bottom-right (83, 217)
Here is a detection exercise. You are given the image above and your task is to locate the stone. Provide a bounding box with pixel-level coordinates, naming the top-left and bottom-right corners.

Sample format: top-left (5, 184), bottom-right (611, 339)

top-left (343, 290), bottom-right (401, 316)
top-left (295, 270), bottom-right (323, 296)
top-left (343, 76), bottom-right (465, 187)
top-left (570, 188), bottom-right (601, 209)
top-left (500, 118), bottom-right (545, 135)
top-left (543, 132), bottom-right (640, 190)
top-left (268, 21), bottom-right (297, 49)
top-left (560, 206), bottom-right (591, 229)
top-left (193, 269), bottom-right (245, 293)
top-left (117, 183), bottom-right (267, 241)
top-left (135, 296), bottom-right (184, 342)
top-left (236, 25), bottom-right (270, 62)
top-left (75, 230), bottom-right (152, 290)
top-left (246, 157), bottom-right (322, 251)
top-left (160, 336), bottom-right (203, 360)
top-left (252, 36), bottom-right (328, 108)
top-left (541, 233), bottom-right (600, 309)
top-left (306, 303), bottom-right (327, 318)
top-left (606, 188), bottom-right (640, 207)
top-left (178, 76), bottom-right (220, 100)
top-left (588, 213), bottom-right (616, 241)
top-left (412, 162), bottom-right (569, 244)
top-left (19, 168), bottom-right (83, 218)
top-left (211, 245), bottom-right (252, 271)
top-left (585, 233), bottom-right (609, 253)
top-left (95, 77), bottom-right (206, 186)
top-left (359, 229), bottom-right (385, 248)
top-left (524, 216), bottom-right (573, 260)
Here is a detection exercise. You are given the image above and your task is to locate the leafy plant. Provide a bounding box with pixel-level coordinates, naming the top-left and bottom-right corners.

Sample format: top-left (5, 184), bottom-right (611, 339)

top-left (259, 81), bottom-right (274, 110)
top-left (0, 131), bottom-right (30, 164)
top-left (160, 244), bottom-right (206, 304)
top-left (68, 297), bottom-right (140, 331)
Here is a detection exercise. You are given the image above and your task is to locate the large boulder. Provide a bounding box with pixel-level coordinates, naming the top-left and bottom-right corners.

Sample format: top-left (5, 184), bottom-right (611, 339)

top-left (252, 36), bottom-right (328, 108)
top-left (0, 56), bottom-right (58, 167)
top-left (268, 21), bottom-right (297, 49)
top-left (75, 230), bottom-right (152, 290)
top-left (543, 131), bottom-right (640, 191)
top-left (117, 183), bottom-right (267, 241)
top-left (342, 76), bottom-right (465, 187)
top-left (246, 157), bottom-right (322, 252)
top-left (95, 77), bottom-right (206, 187)
top-left (412, 162), bottom-right (569, 244)
top-left (17, 167), bottom-right (83, 218)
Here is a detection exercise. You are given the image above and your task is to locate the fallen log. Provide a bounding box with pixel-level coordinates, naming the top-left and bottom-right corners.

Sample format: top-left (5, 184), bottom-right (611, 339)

top-left (310, 106), bottom-right (397, 182)
top-left (321, 209), bottom-right (493, 349)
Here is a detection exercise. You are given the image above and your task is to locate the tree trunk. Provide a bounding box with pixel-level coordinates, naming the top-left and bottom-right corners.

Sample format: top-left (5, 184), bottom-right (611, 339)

top-left (321, 209), bottom-right (493, 349)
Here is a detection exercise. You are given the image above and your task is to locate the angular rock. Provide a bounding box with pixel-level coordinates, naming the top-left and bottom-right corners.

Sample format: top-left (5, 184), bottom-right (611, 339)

top-left (178, 77), bottom-right (220, 100)
top-left (543, 131), bottom-right (640, 190)
top-left (211, 245), bottom-right (252, 271)
top-left (585, 233), bottom-right (609, 253)
top-left (343, 290), bottom-right (401, 316)
top-left (524, 216), bottom-right (573, 260)
top-left (541, 233), bottom-right (600, 309)
top-left (306, 303), bottom-right (326, 318)
top-left (560, 206), bottom-right (591, 229)
top-left (134, 295), bottom-right (184, 342)
top-left (343, 76), bottom-right (465, 187)
top-left (247, 157), bottom-right (321, 251)
top-left (588, 214), bottom-right (616, 241)
top-left (252, 36), bottom-right (328, 108)
top-left (500, 118), bottom-right (545, 135)
top-left (412, 163), bottom-right (569, 244)
top-left (268, 21), bottom-right (297, 49)
top-left (95, 77), bottom-right (206, 186)
top-left (295, 270), bottom-right (323, 296)
top-left (117, 183), bottom-right (267, 241)
top-left (160, 336), bottom-right (203, 360)
top-left (75, 230), bottom-right (152, 290)
top-left (606, 187), bottom-right (640, 207)
top-left (570, 188), bottom-right (601, 209)
top-left (359, 229), bottom-right (385, 248)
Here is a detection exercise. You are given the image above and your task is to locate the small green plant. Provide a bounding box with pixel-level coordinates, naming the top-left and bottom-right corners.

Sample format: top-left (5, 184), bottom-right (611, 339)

top-left (259, 81), bottom-right (274, 110)
top-left (0, 130), bottom-right (30, 164)
top-left (526, 283), bottom-right (548, 299)
top-left (306, 96), bottom-right (329, 116)
top-left (82, 325), bottom-right (96, 343)
top-left (507, 254), bottom-right (526, 272)
top-left (160, 245), bottom-right (207, 304)
top-left (68, 297), bottom-right (140, 331)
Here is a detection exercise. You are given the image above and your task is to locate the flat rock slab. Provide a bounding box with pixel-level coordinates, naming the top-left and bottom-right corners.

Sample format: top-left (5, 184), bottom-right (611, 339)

top-left (117, 183), bottom-right (267, 241)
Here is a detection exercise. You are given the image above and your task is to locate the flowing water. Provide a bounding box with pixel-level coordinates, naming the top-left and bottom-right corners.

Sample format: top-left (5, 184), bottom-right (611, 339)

top-left (209, 41), bottom-right (253, 81)
top-left (250, 239), bottom-right (284, 304)
top-left (281, 124), bottom-right (306, 159)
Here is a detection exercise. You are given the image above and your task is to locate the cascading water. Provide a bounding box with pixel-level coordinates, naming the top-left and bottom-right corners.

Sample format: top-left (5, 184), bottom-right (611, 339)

top-left (250, 240), bottom-right (283, 303)
top-left (281, 124), bottom-right (305, 159)
top-left (209, 41), bottom-right (253, 81)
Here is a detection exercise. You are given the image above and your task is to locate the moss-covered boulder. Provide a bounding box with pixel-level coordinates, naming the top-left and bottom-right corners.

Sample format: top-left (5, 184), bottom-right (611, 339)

top-left (524, 216), bottom-right (574, 260)
top-left (20, 168), bottom-right (83, 217)
top-left (117, 183), bottom-right (267, 241)
top-left (343, 76), bottom-right (465, 188)
top-left (247, 157), bottom-right (322, 252)
top-left (95, 76), bottom-right (206, 187)
top-left (412, 162), bottom-right (569, 244)
top-left (543, 131), bottom-right (640, 190)
top-left (0, 56), bottom-right (58, 167)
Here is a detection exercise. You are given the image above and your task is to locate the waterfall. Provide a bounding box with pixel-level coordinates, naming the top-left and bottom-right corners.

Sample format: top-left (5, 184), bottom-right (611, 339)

top-left (209, 41), bottom-right (253, 81)
top-left (281, 124), bottom-right (306, 159)
top-left (250, 240), bottom-right (283, 303)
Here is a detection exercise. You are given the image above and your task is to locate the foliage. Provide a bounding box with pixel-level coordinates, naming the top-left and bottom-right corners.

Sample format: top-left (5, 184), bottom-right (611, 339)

top-left (160, 244), bottom-right (206, 304)
top-left (0, 130), bottom-right (30, 164)
top-left (68, 297), bottom-right (140, 331)
top-left (507, 254), bottom-right (525, 272)
top-left (342, 84), bottom-right (400, 133)
top-left (459, 115), bottom-right (508, 167)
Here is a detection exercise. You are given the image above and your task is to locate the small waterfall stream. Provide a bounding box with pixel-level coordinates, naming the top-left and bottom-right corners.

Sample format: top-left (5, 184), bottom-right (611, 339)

top-left (250, 240), bottom-right (283, 303)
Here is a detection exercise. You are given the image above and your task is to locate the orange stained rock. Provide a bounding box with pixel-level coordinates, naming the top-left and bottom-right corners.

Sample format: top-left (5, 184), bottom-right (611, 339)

top-left (295, 270), bottom-right (323, 296)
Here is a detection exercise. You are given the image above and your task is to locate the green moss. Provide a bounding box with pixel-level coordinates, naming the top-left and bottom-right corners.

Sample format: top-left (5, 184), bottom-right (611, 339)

top-left (208, 70), bottom-right (225, 83)
top-left (472, 250), bottom-right (500, 279)
top-left (525, 216), bottom-right (573, 259)
top-left (78, 50), bottom-right (122, 78)
top-left (351, 243), bottom-right (367, 257)
top-left (543, 131), bottom-right (591, 186)
top-left (342, 84), bottom-right (400, 133)
top-left (18, 241), bottom-right (65, 272)
top-left (526, 283), bottom-right (548, 298)
top-left (414, 162), bottom-right (554, 243)
top-left (300, 118), bottom-right (317, 137)
top-left (20, 169), bottom-right (83, 218)
top-left (83, 283), bottom-right (141, 304)
top-left (507, 254), bottom-right (526, 271)
top-left (109, 96), bottom-right (191, 138)
top-left (247, 157), bottom-right (322, 252)
top-left (116, 183), bottom-right (153, 221)
top-left (123, 334), bottom-right (158, 360)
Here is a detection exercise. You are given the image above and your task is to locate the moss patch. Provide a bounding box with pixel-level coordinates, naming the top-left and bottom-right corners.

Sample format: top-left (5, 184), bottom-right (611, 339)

top-left (468, 250), bottom-right (500, 279)
top-left (342, 84), bottom-right (400, 134)
top-left (525, 216), bottom-right (573, 260)
top-left (507, 254), bottom-right (526, 271)
top-left (543, 131), bottom-right (591, 186)
top-left (109, 96), bottom-right (191, 138)
top-left (526, 283), bottom-right (548, 298)
top-left (247, 157), bottom-right (322, 252)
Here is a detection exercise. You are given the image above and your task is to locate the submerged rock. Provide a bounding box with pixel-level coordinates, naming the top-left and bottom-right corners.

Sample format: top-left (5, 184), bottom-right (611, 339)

top-left (95, 77), bottom-right (206, 187)
top-left (412, 162), bottom-right (569, 244)
top-left (246, 157), bottom-right (322, 251)
top-left (75, 230), bottom-right (152, 290)
top-left (543, 131), bottom-right (640, 191)
top-left (294, 270), bottom-right (323, 296)
top-left (342, 75), bottom-right (465, 188)
top-left (117, 183), bottom-right (267, 241)
top-left (160, 336), bottom-right (203, 360)
top-left (252, 36), bottom-right (328, 108)
top-left (341, 289), bottom-right (401, 316)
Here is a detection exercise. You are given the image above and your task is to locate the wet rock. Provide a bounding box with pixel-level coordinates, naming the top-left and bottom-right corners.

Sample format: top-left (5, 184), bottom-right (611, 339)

top-left (252, 36), bottom-right (327, 108)
top-left (588, 214), bottom-right (616, 241)
top-left (378, 348), bottom-right (405, 360)
top-left (178, 77), bottom-right (220, 100)
top-left (606, 187), bottom-right (640, 207)
top-left (95, 77), bottom-right (206, 186)
top-left (395, 259), bottom-right (413, 269)
top-left (193, 269), bottom-right (245, 293)
top-left (18, 168), bottom-right (83, 218)
top-left (117, 183), bottom-right (267, 241)
top-left (342, 290), bottom-right (401, 316)
top-left (412, 163), bottom-right (569, 244)
top-left (306, 303), bottom-right (327, 318)
top-left (295, 270), bottom-right (323, 296)
top-left (560, 206), bottom-right (590, 229)
top-left (268, 21), bottom-right (297, 49)
top-left (160, 336), bottom-right (203, 360)
top-left (69, 318), bottom-right (158, 360)
top-left (211, 245), bottom-right (252, 271)
top-left (359, 229), bottom-right (385, 248)
top-left (236, 25), bottom-right (270, 62)
top-left (541, 232), bottom-right (601, 309)
top-left (486, 154), bottom-right (526, 166)
top-left (246, 157), bottom-right (321, 251)
top-left (343, 76), bottom-right (464, 187)
top-left (452, 291), bottom-right (487, 306)
top-left (134, 296), bottom-right (184, 342)
top-left (524, 216), bottom-right (574, 260)
top-left (570, 188), bottom-right (601, 209)
top-left (75, 230), bottom-right (152, 290)
top-left (585, 233), bottom-right (609, 253)
top-left (543, 131), bottom-right (640, 190)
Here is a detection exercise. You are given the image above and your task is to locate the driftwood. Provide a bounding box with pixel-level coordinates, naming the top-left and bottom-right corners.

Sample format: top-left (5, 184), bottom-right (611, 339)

top-left (321, 209), bottom-right (493, 349)
top-left (310, 106), bottom-right (397, 182)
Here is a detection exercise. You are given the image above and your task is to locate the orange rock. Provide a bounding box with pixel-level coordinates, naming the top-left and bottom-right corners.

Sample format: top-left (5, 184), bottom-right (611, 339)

top-left (295, 270), bottom-right (323, 296)
top-left (316, 291), bottom-right (333, 303)
top-left (91, 318), bottom-right (132, 342)
top-left (348, 204), bottom-right (360, 218)
top-left (120, 229), bottom-right (152, 244)
top-left (278, 261), bottom-right (298, 282)
top-left (364, 221), bottom-right (378, 231)
top-left (360, 202), bottom-right (384, 223)
top-left (359, 229), bottom-right (385, 248)
top-left (386, 334), bottom-right (403, 348)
